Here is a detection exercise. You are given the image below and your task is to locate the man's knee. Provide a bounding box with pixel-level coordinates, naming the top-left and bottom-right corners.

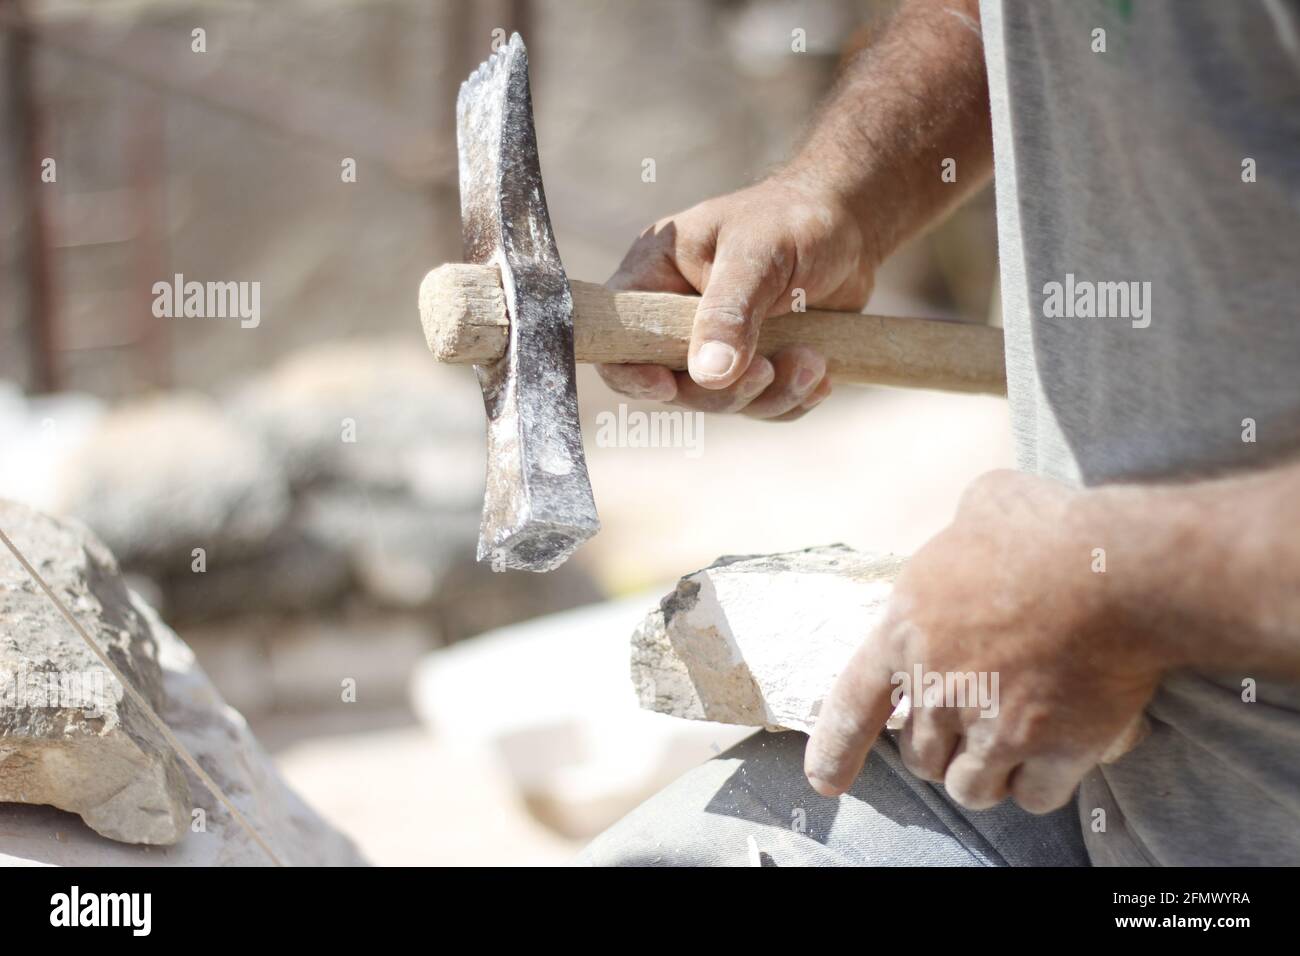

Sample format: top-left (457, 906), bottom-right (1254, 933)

top-left (575, 731), bottom-right (822, 866)
top-left (577, 728), bottom-right (1087, 866)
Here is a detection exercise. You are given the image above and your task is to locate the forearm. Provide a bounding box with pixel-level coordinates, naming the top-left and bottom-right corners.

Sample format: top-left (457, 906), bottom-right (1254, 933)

top-left (1089, 460), bottom-right (1300, 679)
top-left (778, 0), bottom-right (993, 260)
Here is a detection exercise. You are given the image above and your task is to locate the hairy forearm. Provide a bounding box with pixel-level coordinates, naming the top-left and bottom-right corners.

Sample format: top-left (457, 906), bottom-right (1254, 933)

top-left (779, 0), bottom-right (993, 260)
top-left (1089, 461), bottom-right (1300, 679)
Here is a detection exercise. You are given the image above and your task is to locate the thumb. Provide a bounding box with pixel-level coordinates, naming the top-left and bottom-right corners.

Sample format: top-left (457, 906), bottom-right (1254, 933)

top-left (688, 242), bottom-right (791, 389)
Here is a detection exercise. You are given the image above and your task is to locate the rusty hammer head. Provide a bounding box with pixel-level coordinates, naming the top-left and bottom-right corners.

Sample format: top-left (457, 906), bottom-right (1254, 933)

top-left (426, 34), bottom-right (597, 573)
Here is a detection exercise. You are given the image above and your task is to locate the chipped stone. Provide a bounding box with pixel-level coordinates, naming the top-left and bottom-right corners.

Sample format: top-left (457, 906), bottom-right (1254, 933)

top-left (0, 499), bottom-right (366, 864)
top-left (632, 545), bottom-right (908, 733)
top-left (0, 500), bottom-right (190, 844)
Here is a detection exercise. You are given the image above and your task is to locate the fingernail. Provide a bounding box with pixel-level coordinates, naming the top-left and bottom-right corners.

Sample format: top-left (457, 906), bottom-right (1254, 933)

top-left (794, 365), bottom-right (817, 390)
top-left (692, 341), bottom-right (737, 380)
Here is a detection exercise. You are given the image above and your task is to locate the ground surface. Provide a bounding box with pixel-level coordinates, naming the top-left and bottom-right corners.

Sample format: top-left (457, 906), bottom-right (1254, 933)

top-left (258, 710), bottom-right (581, 867)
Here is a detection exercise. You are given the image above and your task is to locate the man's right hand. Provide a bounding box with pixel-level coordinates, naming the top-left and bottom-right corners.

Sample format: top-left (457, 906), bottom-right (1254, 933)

top-left (596, 175), bottom-right (879, 421)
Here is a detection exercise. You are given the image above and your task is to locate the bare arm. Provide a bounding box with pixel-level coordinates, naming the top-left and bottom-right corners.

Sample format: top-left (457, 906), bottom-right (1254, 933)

top-left (782, 0), bottom-right (993, 257)
top-left (1102, 461), bottom-right (1300, 679)
top-left (599, 0), bottom-right (994, 416)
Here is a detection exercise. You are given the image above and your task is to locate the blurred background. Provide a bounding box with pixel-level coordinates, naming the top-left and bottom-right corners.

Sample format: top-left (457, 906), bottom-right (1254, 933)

top-left (0, 0), bottom-right (1010, 864)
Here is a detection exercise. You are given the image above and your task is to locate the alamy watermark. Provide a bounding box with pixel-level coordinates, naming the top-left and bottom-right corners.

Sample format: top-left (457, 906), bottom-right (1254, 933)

top-left (891, 665), bottom-right (1000, 718)
top-left (594, 403), bottom-right (703, 458)
top-left (0, 662), bottom-right (119, 718)
top-left (50, 886), bottom-right (151, 936)
top-left (1042, 273), bottom-right (1151, 329)
top-left (151, 273), bottom-right (261, 328)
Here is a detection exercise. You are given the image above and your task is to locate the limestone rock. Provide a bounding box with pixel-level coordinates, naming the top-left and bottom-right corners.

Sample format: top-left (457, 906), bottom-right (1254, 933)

top-left (0, 499), bottom-right (190, 844)
top-left (0, 499), bottom-right (366, 865)
top-left (632, 545), bottom-right (907, 733)
top-left (127, 599), bottom-right (366, 865)
top-left (55, 393), bottom-right (290, 573)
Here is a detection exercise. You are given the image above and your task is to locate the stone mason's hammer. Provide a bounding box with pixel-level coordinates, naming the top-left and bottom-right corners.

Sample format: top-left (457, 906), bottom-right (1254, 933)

top-left (418, 33), bottom-right (1007, 574)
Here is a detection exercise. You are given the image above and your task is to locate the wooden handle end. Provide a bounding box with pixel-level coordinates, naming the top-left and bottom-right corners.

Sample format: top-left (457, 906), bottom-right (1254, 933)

top-left (419, 263), bottom-right (509, 364)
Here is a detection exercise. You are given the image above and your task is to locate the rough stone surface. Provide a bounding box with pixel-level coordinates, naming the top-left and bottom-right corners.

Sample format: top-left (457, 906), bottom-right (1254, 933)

top-left (0, 500), bottom-right (366, 865)
top-left (0, 499), bottom-right (190, 844)
top-left (632, 545), bottom-right (908, 733)
top-left (55, 393), bottom-right (290, 573)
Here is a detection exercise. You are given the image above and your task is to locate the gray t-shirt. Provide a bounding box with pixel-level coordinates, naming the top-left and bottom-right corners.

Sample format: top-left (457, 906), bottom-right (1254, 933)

top-left (981, 0), bottom-right (1300, 864)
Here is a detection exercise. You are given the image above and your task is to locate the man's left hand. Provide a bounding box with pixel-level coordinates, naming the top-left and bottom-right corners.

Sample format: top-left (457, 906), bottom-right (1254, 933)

top-left (805, 470), bottom-right (1162, 813)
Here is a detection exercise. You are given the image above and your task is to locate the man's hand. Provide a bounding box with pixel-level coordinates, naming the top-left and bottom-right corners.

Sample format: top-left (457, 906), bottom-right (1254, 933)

top-left (805, 470), bottom-right (1164, 813)
top-left (597, 176), bottom-right (876, 421)
top-left (597, 0), bottom-right (993, 420)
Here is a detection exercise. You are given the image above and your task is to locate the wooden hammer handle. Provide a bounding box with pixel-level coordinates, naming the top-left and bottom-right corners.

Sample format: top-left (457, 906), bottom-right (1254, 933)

top-left (420, 263), bottom-right (1007, 395)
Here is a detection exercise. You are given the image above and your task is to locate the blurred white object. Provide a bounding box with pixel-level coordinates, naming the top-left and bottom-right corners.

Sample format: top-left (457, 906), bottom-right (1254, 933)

top-left (724, 0), bottom-right (861, 68)
top-left (410, 594), bottom-right (752, 839)
top-left (0, 382), bottom-right (104, 513)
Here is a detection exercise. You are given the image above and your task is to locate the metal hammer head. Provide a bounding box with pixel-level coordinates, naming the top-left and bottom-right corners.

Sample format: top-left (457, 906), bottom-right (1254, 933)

top-left (455, 33), bottom-right (598, 572)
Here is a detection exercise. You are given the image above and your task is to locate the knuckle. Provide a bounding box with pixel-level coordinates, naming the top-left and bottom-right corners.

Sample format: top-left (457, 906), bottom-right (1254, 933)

top-left (901, 732), bottom-right (949, 782)
top-left (959, 469), bottom-right (1023, 510)
top-left (943, 778), bottom-right (985, 810)
top-left (1011, 770), bottom-right (1074, 815)
top-left (957, 473), bottom-right (999, 510)
top-left (1014, 788), bottom-right (1069, 815)
top-left (971, 715), bottom-right (1042, 766)
top-left (1006, 703), bottom-right (1054, 753)
top-left (945, 766), bottom-right (1003, 810)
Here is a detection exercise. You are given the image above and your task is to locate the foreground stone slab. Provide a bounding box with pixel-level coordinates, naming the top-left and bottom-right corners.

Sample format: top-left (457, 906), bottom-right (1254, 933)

top-left (0, 500), bottom-right (190, 844)
top-left (632, 545), bottom-right (907, 733)
top-left (0, 500), bottom-right (365, 865)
